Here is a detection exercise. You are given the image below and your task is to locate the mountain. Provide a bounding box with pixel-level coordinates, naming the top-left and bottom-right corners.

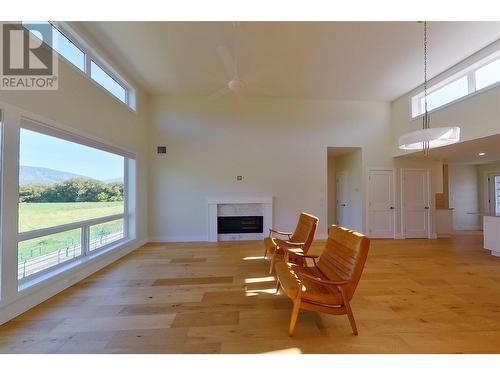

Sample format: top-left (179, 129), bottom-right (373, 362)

top-left (20, 166), bottom-right (85, 186)
top-left (104, 177), bottom-right (124, 183)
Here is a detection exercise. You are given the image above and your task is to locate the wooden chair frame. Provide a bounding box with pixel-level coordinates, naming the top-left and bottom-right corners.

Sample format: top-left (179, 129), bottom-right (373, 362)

top-left (276, 245), bottom-right (363, 336)
top-left (264, 213), bottom-right (318, 275)
top-left (264, 228), bottom-right (292, 258)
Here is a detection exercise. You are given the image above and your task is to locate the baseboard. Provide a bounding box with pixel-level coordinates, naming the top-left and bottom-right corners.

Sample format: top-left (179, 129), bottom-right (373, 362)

top-left (453, 227), bottom-right (482, 231)
top-left (148, 235), bottom-right (208, 243)
top-left (149, 234), bottom-right (330, 243)
top-left (0, 238), bottom-right (147, 326)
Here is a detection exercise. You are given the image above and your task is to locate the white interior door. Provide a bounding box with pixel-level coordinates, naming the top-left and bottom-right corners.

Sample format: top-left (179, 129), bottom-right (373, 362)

top-left (336, 171), bottom-right (349, 228)
top-left (403, 169), bottom-right (430, 238)
top-left (368, 169), bottom-right (395, 238)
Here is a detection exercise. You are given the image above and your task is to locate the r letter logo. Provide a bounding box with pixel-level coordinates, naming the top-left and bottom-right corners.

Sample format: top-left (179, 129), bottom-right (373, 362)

top-left (1, 22), bottom-right (58, 90)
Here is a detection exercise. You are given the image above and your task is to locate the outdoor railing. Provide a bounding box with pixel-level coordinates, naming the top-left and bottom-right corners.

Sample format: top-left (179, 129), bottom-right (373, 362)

top-left (17, 214), bottom-right (127, 282)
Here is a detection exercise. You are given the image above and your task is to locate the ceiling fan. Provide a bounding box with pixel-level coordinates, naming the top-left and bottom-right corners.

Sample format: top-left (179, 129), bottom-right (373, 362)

top-left (209, 22), bottom-right (274, 100)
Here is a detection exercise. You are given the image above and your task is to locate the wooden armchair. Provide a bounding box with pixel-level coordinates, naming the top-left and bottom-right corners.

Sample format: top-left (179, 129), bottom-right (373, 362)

top-left (263, 212), bottom-right (319, 275)
top-left (275, 225), bottom-right (370, 336)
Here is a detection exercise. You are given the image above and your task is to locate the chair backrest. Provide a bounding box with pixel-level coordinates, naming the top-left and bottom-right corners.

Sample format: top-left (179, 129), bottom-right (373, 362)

top-left (317, 225), bottom-right (370, 301)
top-left (290, 212), bottom-right (319, 253)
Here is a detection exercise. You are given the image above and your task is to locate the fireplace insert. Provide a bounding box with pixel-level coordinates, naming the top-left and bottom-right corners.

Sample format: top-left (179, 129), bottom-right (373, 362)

top-left (217, 216), bottom-right (264, 234)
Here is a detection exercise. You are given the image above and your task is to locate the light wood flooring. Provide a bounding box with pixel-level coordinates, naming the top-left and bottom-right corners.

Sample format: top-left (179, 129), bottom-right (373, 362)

top-left (2, 233), bottom-right (500, 353)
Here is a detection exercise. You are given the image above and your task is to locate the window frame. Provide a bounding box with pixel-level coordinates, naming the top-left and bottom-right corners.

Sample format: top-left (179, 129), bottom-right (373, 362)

top-left (22, 21), bottom-right (136, 110)
top-left (89, 59), bottom-right (129, 105)
top-left (16, 117), bottom-right (134, 288)
top-left (410, 50), bottom-right (500, 119)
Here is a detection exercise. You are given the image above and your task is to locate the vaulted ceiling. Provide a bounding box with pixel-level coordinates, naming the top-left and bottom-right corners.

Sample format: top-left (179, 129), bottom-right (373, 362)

top-left (77, 21), bottom-right (500, 101)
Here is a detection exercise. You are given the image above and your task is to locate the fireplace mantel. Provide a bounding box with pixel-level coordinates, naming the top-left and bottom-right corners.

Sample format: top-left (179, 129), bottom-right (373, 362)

top-left (207, 196), bottom-right (273, 242)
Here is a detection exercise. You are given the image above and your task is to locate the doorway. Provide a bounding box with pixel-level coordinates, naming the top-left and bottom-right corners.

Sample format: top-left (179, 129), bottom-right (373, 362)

top-left (326, 147), bottom-right (362, 232)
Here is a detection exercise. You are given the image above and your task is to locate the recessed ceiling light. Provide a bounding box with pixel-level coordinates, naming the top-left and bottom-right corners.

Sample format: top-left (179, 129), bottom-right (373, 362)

top-left (478, 152), bottom-right (486, 156)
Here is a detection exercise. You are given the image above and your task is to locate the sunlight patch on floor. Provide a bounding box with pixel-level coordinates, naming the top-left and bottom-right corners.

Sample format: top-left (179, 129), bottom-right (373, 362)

top-left (263, 347), bottom-right (302, 354)
top-left (244, 276), bottom-right (275, 283)
top-left (245, 287), bottom-right (277, 297)
top-left (243, 256), bottom-right (266, 260)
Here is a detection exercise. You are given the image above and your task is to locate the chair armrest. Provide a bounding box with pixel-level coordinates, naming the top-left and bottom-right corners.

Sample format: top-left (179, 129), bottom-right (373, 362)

top-left (275, 239), bottom-right (305, 249)
top-left (299, 272), bottom-right (350, 286)
top-left (269, 228), bottom-right (293, 238)
top-left (282, 248), bottom-right (318, 265)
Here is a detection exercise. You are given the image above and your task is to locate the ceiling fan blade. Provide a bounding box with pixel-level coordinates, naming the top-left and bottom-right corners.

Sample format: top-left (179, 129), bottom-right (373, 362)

top-left (216, 45), bottom-right (235, 80)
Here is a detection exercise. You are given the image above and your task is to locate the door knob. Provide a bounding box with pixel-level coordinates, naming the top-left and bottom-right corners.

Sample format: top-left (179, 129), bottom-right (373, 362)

top-left (424, 206), bottom-right (429, 209)
top-left (341, 204), bottom-right (346, 207)
top-left (389, 206), bottom-right (395, 209)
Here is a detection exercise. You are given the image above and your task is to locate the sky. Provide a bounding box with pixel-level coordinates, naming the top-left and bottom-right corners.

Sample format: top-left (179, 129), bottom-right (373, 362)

top-left (20, 129), bottom-right (124, 182)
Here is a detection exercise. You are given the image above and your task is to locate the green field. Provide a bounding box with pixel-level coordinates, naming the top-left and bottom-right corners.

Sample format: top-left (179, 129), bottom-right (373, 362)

top-left (19, 202), bottom-right (123, 232)
top-left (18, 202), bottom-right (124, 262)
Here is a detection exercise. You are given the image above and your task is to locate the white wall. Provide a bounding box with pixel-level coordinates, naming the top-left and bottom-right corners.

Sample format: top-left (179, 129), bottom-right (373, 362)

top-left (149, 95), bottom-right (392, 240)
top-left (448, 164), bottom-right (480, 230)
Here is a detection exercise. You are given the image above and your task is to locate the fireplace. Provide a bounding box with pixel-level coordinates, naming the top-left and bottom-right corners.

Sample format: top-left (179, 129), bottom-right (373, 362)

top-left (218, 216), bottom-right (264, 234)
top-left (207, 197), bottom-right (273, 242)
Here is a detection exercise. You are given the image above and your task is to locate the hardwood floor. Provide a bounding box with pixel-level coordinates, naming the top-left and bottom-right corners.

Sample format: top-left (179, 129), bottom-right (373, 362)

top-left (2, 233), bottom-right (500, 353)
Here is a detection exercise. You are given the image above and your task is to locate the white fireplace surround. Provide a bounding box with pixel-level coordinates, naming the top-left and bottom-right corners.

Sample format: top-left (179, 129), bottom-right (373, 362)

top-left (208, 196), bottom-right (273, 242)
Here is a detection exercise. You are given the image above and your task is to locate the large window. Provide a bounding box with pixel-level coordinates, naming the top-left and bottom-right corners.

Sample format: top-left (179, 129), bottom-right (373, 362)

top-left (411, 52), bottom-right (500, 118)
top-left (22, 21), bottom-right (134, 109)
top-left (17, 126), bottom-right (131, 284)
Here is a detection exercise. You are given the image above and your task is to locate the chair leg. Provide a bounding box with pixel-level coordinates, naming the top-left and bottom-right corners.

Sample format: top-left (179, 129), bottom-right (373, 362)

top-left (344, 299), bottom-right (358, 335)
top-left (275, 279), bottom-right (281, 294)
top-left (288, 298), bottom-right (301, 336)
top-left (269, 252), bottom-right (276, 274)
top-left (264, 247), bottom-right (268, 258)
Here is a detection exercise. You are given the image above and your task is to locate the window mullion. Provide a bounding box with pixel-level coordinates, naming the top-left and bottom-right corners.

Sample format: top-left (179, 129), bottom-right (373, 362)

top-left (82, 225), bottom-right (89, 256)
top-left (467, 71), bottom-right (476, 94)
top-left (85, 53), bottom-right (91, 77)
top-left (124, 158), bottom-right (129, 240)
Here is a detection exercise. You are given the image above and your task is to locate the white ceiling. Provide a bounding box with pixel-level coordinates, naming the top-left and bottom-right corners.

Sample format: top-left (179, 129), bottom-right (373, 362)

top-left (400, 134), bottom-right (500, 165)
top-left (77, 21), bottom-right (500, 101)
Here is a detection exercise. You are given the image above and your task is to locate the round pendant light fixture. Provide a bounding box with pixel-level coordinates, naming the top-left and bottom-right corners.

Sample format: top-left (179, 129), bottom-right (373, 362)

top-left (398, 22), bottom-right (460, 155)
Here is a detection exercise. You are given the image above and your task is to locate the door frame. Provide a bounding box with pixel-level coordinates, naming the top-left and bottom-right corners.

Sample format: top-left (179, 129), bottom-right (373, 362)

top-left (400, 168), bottom-right (432, 239)
top-left (365, 168), bottom-right (396, 239)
